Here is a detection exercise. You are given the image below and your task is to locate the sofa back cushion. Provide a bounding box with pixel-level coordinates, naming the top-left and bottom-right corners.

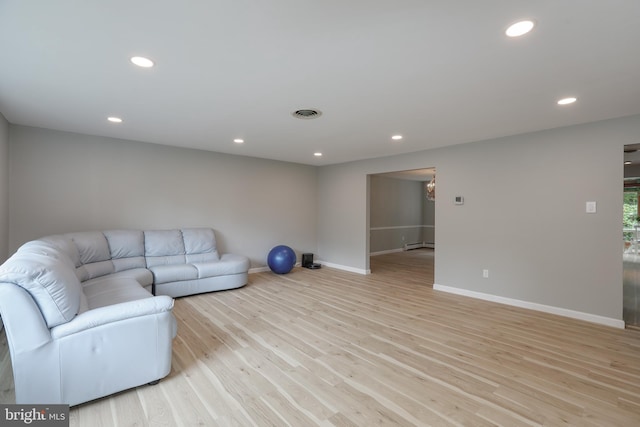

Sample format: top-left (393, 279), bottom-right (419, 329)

top-left (182, 228), bottom-right (220, 263)
top-left (68, 232), bottom-right (115, 281)
top-left (144, 229), bottom-right (186, 267)
top-left (19, 238), bottom-right (79, 269)
top-left (103, 230), bottom-right (146, 272)
top-left (38, 235), bottom-right (82, 268)
top-left (0, 241), bottom-right (82, 328)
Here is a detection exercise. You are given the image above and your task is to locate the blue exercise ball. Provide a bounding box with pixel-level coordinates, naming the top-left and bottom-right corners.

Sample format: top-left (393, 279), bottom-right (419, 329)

top-left (267, 245), bottom-right (296, 274)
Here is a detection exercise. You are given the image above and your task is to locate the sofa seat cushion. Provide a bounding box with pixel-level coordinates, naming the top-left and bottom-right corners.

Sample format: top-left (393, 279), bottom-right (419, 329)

top-left (83, 277), bottom-right (151, 310)
top-left (149, 264), bottom-right (198, 285)
top-left (76, 260), bottom-right (115, 282)
top-left (192, 254), bottom-right (251, 278)
top-left (82, 268), bottom-right (153, 288)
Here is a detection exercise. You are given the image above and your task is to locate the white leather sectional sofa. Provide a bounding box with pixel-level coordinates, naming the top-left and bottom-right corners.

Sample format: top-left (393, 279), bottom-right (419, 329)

top-left (0, 227), bottom-right (250, 406)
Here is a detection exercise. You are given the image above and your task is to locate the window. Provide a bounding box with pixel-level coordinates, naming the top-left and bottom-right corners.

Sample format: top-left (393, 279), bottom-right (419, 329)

top-left (623, 190), bottom-right (638, 244)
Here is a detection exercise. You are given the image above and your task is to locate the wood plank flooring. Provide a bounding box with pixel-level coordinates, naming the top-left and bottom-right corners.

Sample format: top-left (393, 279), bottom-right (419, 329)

top-left (2, 249), bottom-right (640, 426)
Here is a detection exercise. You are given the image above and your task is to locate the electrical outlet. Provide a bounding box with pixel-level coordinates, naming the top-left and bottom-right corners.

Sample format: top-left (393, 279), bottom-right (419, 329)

top-left (482, 269), bottom-right (489, 278)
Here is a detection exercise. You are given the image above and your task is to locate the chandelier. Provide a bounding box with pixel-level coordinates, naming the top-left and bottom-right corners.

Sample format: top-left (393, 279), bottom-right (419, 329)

top-left (425, 176), bottom-right (435, 201)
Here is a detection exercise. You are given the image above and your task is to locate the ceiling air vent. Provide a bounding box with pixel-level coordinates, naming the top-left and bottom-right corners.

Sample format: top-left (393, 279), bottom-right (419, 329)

top-left (292, 109), bottom-right (322, 119)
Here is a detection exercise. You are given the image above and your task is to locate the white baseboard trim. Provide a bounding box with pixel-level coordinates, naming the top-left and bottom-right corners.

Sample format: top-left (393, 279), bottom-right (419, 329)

top-left (370, 245), bottom-right (434, 257)
top-left (319, 261), bottom-right (370, 275)
top-left (433, 284), bottom-right (625, 329)
top-left (250, 261), bottom-right (369, 275)
top-left (370, 248), bottom-right (403, 256)
top-left (403, 242), bottom-right (424, 251)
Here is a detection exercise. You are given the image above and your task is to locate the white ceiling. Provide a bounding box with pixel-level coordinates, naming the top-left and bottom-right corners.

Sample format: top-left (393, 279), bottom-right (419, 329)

top-left (1, 1), bottom-right (639, 166)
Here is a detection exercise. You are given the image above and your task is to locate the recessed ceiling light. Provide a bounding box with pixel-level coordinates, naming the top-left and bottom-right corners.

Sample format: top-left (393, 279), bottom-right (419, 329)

top-left (314, 152), bottom-right (323, 157)
top-left (130, 56), bottom-right (154, 68)
top-left (233, 138), bottom-right (244, 144)
top-left (557, 97), bottom-right (577, 105)
top-left (625, 161), bottom-right (632, 165)
top-left (505, 20), bottom-right (535, 37)
top-left (107, 116), bottom-right (123, 123)
top-left (391, 135), bottom-right (403, 140)
top-left (292, 109), bottom-right (322, 119)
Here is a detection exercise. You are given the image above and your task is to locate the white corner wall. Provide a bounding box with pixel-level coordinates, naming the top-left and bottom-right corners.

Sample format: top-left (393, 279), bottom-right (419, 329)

top-left (0, 113), bottom-right (9, 263)
top-left (8, 126), bottom-right (318, 267)
top-left (318, 115), bottom-right (640, 323)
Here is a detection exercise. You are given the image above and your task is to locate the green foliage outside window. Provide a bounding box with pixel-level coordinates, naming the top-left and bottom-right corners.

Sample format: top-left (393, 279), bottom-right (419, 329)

top-left (624, 191), bottom-right (639, 241)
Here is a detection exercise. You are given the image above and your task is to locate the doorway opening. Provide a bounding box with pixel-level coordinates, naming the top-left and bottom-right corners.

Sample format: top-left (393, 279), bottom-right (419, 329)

top-left (623, 144), bottom-right (640, 327)
top-left (368, 168), bottom-right (435, 285)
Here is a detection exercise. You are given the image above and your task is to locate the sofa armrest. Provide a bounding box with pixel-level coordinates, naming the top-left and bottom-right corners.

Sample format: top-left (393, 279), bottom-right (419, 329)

top-left (0, 283), bottom-right (53, 353)
top-left (51, 295), bottom-right (174, 339)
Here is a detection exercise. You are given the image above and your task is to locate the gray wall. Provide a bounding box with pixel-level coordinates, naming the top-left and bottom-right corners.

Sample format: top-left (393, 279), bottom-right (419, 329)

top-left (5, 114), bottom-right (639, 321)
top-left (8, 126), bottom-right (317, 268)
top-left (317, 164), bottom-right (368, 271)
top-left (318, 115), bottom-right (640, 320)
top-left (0, 113), bottom-right (8, 263)
top-left (369, 175), bottom-right (433, 253)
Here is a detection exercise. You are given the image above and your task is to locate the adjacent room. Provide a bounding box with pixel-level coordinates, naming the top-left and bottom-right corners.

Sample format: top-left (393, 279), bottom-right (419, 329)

top-left (1, 1), bottom-right (640, 425)
top-left (623, 144), bottom-right (640, 327)
top-left (369, 169), bottom-right (435, 282)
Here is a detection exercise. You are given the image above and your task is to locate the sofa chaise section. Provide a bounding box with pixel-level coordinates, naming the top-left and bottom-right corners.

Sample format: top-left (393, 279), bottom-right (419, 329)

top-left (144, 228), bottom-right (249, 297)
top-left (0, 239), bottom-right (176, 406)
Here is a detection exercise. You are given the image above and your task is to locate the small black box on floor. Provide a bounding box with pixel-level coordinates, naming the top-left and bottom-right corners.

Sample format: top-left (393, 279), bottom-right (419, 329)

top-left (302, 253), bottom-right (321, 269)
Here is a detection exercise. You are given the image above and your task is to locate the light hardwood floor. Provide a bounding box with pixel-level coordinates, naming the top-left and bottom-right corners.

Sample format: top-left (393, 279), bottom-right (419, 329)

top-left (2, 249), bottom-right (640, 426)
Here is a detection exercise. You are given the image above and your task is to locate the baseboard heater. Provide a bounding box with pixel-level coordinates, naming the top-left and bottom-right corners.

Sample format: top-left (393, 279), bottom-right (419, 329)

top-left (403, 242), bottom-right (434, 251)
